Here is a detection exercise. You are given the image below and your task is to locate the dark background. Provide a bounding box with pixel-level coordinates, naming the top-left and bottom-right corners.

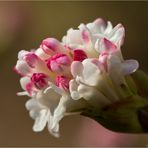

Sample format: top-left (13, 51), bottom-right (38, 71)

top-left (0, 1), bottom-right (148, 147)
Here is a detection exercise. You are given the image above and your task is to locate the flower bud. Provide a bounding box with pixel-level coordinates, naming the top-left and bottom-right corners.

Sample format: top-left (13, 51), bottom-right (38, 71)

top-left (41, 38), bottom-right (64, 55)
top-left (73, 49), bottom-right (87, 62)
top-left (46, 53), bottom-right (71, 74)
top-left (55, 75), bottom-right (70, 90)
top-left (31, 73), bottom-right (48, 89)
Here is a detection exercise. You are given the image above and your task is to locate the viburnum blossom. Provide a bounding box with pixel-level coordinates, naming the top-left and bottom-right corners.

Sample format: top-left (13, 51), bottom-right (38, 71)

top-left (62, 18), bottom-right (124, 57)
top-left (15, 18), bottom-right (148, 137)
top-left (15, 38), bottom-right (88, 137)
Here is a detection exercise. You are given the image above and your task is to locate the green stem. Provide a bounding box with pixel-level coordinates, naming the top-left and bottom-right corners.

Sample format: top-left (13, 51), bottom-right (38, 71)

top-left (132, 70), bottom-right (148, 97)
top-left (81, 95), bottom-right (148, 133)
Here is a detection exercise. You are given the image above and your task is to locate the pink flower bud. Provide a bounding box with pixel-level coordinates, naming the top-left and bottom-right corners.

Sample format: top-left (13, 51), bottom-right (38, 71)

top-left (73, 49), bottom-right (87, 62)
top-left (24, 52), bottom-right (39, 68)
top-left (46, 53), bottom-right (71, 73)
top-left (31, 73), bottom-right (48, 89)
top-left (40, 38), bottom-right (63, 55)
top-left (55, 75), bottom-right (70, 90)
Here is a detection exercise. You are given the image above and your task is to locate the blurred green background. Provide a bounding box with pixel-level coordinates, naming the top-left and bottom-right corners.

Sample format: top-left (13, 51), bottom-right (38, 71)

top-left (0, 1), bottom-right (148, 147)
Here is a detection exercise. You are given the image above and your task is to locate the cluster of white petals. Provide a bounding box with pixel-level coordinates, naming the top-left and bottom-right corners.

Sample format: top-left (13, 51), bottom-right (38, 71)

top-left (15, 18), bottom-right (139, 137)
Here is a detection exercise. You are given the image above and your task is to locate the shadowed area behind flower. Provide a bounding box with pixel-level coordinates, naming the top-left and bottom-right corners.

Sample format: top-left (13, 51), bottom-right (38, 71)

top-left (0, 1), bottom-right (148, 147)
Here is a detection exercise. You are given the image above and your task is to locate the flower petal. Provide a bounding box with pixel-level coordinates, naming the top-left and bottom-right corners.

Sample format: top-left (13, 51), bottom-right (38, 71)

top-left (87, 18), bottom-right (106, 34)
top-left (122, 60), bottom-right (139, 75)
top-left (110, 24), bottom-right (125, 47)
top-left (25, 98), bottom-right (39, 111)
top-left (82, 59), bottom-right (101, 86)
top-left (18, 50), bottom-right (29, 60)
top-left (69, 79), bottom-right (80, 100)
top-left (36, 89), bottom-right (61, 114)
top-left (20, 76), bottom-right (30, 90)
top-left (71, 61), bottom-right (83, 77)
top-left (25, 98), bottom-right (42, 120)
top-left (78, 84), bottom-right (111, 108)
top-left (104, 21), bottom-right (113, 34)
top-left (41, 38), bottom-right (65, 55)
top-left (96, 38), bottom-right (117, 53)
top-left (48, 120), bottom-right (60, 138)
top-left (15, 60), bottom-right (31, 76)
top-left (50, 95), bottom-right (69, 136)
top-left (78, 24), bottom-right (92, 45)
top-left (35, 48), bottom-right (49, 60)
top-left (33, 109), bottom-right (49, 132)
top-left (62, 28), bottom-right (83, 48)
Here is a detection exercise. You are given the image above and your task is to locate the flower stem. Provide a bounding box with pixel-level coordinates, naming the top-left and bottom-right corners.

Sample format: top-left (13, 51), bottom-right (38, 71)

top-left (81, 95), bottom-right (148, 133)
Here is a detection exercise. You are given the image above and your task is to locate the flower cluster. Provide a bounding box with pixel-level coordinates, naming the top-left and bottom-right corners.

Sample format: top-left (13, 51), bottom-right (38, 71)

top-left (15, 18), bottom-right (139, 137)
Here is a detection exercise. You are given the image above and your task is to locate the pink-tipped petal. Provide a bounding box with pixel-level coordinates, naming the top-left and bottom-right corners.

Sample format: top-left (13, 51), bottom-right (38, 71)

top-left (71, 61), bottom-right (83, 77)
top-left (79, 24), bottom-right (91, 44)
top-left (24, 52), bottom-right (49, 74)
top-left (20, 77), bottom-right (30, 90)
top-left (82, 30), bottom-right (90, 43)
top-left (98, 52), bottom-right (109, 72)
top-left (92, 59), bottom-right (105, 72)
top-left (24, 53), bottom-right (39, 68)
top-left (99, 38), bottom-right (117, 53)
top-left (18, 50), bottom-right (29, 60)
top-left (122, 60), bottom-right (139, 75)
top-left (20, 76), bottom-right (35, 96)
top-left (94, 18), bottom-right (107, 28)
top-left (26, 82), bottom-right (34, 96)
top-left (73, 49), bottom-right (87, 62)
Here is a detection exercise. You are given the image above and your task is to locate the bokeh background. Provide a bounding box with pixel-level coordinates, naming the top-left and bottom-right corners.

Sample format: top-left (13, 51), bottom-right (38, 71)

top-left (0, 1), bottom-right (148, 147)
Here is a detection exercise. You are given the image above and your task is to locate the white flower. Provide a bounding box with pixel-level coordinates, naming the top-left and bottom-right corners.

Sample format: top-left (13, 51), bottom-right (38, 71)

top-left (69, 38), bottom-right (139, 110)
top-left (62, 18), bottom-right (125, 57)
top-left (15, 18), bottom-right (139, 137)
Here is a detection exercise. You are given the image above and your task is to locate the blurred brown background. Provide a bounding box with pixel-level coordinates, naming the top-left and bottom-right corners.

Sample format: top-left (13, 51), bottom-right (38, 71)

top-left (0, 1), bottom-right (148, 147)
